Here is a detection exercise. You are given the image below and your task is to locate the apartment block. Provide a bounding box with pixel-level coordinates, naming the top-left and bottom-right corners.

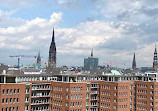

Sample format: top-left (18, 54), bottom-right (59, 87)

top-left (50, 81), bottom-right (87, 111)
top-left (98, 81), bottom-right (131, 111)
top-left (29, 81), bottom-right (51, 111)
top-left (0, 83), bottom-right (26, 111)
top-left (134, 81), bottom-right (158, 111)
top-left (2, 80), bottom-right (158, 111)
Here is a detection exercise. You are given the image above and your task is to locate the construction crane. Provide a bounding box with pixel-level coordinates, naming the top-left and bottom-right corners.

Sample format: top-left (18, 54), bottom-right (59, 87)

top-left (9, 55), bottom-right (37, 70)
top-left (104, 61), bottom-right (125, 70)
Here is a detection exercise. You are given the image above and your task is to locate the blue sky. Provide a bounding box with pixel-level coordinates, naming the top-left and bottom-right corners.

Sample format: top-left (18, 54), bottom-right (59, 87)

top-left (0, 0), bottom-right (158, 68)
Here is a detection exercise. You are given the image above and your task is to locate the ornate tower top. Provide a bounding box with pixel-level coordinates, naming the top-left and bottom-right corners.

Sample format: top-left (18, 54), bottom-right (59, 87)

top-left (132, 52), bottom-right (136, 70)
top-left (153, 44), bottom-right (157, 71)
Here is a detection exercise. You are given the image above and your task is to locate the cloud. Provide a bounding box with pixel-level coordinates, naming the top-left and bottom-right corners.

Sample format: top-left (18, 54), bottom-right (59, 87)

top-left (0, 0), bottom-right (158, 67)
top-left (56, 0), bottom-right (80, 9)
top-left (0, 0), bottom-right (45, 7)
top-left (0, 10), bottom-right (62, 51)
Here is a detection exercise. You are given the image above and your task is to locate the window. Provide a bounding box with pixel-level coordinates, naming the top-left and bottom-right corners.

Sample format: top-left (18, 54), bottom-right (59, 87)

top-left (66, 87), bottom-right (69, 92)
top-left (13, 98), bottom-right (16, 103)
top-left (6, 98), bottom-right (8, 104)
top-left (6, 89), bottom-right (9, 95)
top-left (66, 102), bottom-right (68, 107)
top-left (6, 107), bottom-right (8, 111)
top-left (114, 86), bottom-right (117, 90)
top-left (17, 107), bottom-right (19, 111)
top-left (71, 88), bottom-right (73, 92)
top-left (2, 108), bottom-right (4, 111)
top-left (26, 89), bottom-right (29, 94)
top-left (10, 98), bottom-right (12, 104)
top-left (25, 97), bottom-right (29, 102)
top-left (17, 89), bottom-right (20, 94)
top-left (14, 89), bottom-right (16, 95)
top-left (66, 95), bottom-right (69, 100)
top-left (2, 98), bottom-right (4, 104)
top-left (17, 98), bottom-right (19, 103)
top-left (3, 89), bottom-right (5, 95)
top-left (74, 87), bottom-right (75, 92)
top-left (9, 107), bottom-right (11, 111)
top-left (13, 107), bottom-right (15, 111)
top-left (10, 89), bottom-right (12, 95)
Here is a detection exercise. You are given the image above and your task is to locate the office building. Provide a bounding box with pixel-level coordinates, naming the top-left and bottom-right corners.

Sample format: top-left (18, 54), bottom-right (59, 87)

top-left (84, 48), bottom-right (98, 71)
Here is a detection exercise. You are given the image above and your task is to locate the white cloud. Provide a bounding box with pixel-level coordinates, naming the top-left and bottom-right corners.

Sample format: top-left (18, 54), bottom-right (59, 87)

top-left (0, 11), bottom-right (62, 51)
top-left (0, 0), bottom-right (158, 67)
top-left (0, 0), bottom-right (45, 7)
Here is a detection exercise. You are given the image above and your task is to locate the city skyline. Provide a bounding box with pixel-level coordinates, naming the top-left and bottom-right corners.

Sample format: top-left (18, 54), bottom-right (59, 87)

top-left (0, 0), bottom-right (158, 68)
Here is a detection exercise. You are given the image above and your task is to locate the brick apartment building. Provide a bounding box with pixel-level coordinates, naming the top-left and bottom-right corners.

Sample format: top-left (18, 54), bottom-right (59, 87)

top-left (0, 83), bottom-right (26, 111)
top-left (1, 78), bottom-right (158, 111)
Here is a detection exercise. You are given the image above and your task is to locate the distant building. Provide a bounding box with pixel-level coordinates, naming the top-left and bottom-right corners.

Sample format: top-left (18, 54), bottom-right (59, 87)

top-left (132, 52), bottom-right (136, 70)
top-left (84, 48), bottom-right (98, 71)
top-left (48, 28), bottom-right (56, 68)
top-left (36, 51), bottom-right (41, 69)
top-left (0, 63), bottom-right (8, 74)
top-left (153, 44), bottom-right (157, 71)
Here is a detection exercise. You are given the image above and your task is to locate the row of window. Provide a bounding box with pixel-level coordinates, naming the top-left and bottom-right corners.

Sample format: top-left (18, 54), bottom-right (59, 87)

top-left (2, 98), bottom-right (19, 104)
top-left (137, 101), bottom-right (147, 105)
top-left (101, 91), bottom-right (111, 96)
top-left (52, 100), bottom-right (62, 106)
top-left (137, 95), bottom-right (147, 99)
top-left (136, 106), bottom-right (147, 110)
top-left (70, 102), bottom-right (82, 107)
top-left (2, 107), bottom-right (19, 111)
top-left (137, 89), bottom-right (147, 93)
top-left (53, 86), bottom-right (63, 91)
top-left (2, 89), bottom-right (20, 95)
top-left (100, 103), bottom-right (110, 108)
top-left (32, 85), bottom-right (50, 90)
top-left (71, 87), bottom-right (83, 92)
top-left (118, 92), bottom-right (128, 97)
top-left (137, 84), bottom-right (147, 88)
top-left (53, 93), bottom-right (62, 99)
top-left (100, 97), bottom-right (111, 102)
top-left (118, 105), bottom-right (128, 109)
top-left (101, 85), bottom-right (111, 89)
top-left (52, 108), bottom-right (62, 111)
top-left (70, 94), bottom-right (83, 100)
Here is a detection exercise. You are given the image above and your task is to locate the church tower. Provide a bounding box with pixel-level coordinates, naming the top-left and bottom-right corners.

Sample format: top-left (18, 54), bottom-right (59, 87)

top-left (153, 44), bottom-right (157, 71)
top-left (36, 50), bottom-right (41, 69)
top-left (132, 52), bottom-right (136, 70)
top-left (48, 28), bottom-right (56, 67)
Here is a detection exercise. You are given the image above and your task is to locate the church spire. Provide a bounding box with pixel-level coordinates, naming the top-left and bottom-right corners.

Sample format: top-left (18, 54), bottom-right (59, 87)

top-left (153, 43), bottom-right (157, 71)
top-left (36, 50), bottom-right (41, 69)
top-left (91, 46), bottom-right (93, 57)
top-left (48, 27), bottom-right (56, 68)
top-left (52, 27), bottom-right (55, 43)
top-left (132, 52), bottom-right (136, 70)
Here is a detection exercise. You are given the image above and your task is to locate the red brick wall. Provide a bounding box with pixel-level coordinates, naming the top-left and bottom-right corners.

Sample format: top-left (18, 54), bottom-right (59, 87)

top-left (0, 84), bottom-right (26, 111)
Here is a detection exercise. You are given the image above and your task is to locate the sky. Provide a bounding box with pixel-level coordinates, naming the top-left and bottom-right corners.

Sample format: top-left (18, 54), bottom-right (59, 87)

top-left (0, 0), bottom-right (158, 68)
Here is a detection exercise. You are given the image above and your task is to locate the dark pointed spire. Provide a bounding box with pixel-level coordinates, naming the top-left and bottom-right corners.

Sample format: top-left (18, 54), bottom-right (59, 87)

top-left (48, 27), bottom-right (56, 67)
top-left (132, 52), bottom-right (136, 70)
top-left (91, 46), bottom-right (93, 57)
top-left (153, 43), bottom-right (157, 71)
top-left (52, 27), bottom-right (55, 43)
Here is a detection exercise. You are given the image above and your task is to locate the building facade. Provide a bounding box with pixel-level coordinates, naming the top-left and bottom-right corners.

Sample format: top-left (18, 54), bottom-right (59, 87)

top-left (0, 83), bottom-right (26, 111)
